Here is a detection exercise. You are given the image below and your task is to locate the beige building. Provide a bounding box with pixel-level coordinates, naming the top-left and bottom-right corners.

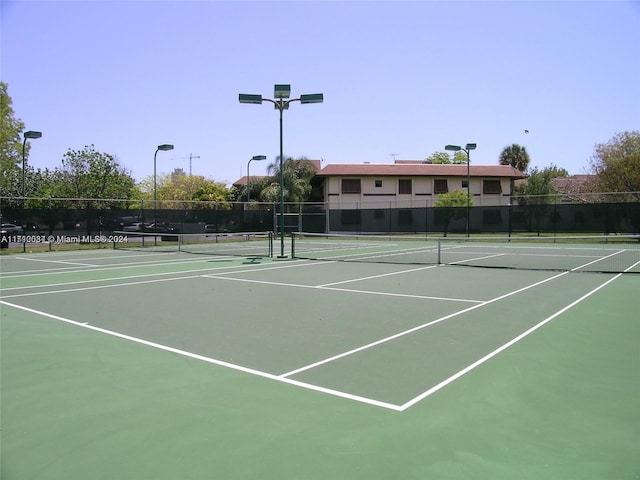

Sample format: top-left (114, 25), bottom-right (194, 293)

top-left (315, 162), bottom-right (525, 209)
top-left (234, 160), bottom-right (526, 208)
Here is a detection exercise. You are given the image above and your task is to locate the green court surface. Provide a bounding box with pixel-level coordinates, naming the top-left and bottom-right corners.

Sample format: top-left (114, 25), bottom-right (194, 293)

top-left (1, 244), bottom-right (638, 479)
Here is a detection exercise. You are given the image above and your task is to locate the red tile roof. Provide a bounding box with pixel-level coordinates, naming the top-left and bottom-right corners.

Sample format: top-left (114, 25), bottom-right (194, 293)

top-left (233, 162), bottom-right (525, 185)
top-left (234, 175), bottom-right (268, 186)
top-left (317, 163), bottom-right (525, 178)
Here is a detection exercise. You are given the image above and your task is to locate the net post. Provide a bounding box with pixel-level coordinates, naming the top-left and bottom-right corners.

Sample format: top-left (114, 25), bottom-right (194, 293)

top-left (291, 232), bottom-right (296, 258)
top-left (437, 237), bottom-right (442, 265)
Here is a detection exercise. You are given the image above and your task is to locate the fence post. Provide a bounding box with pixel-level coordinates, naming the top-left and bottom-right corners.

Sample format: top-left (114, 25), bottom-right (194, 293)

top-left (325, 201), bottom-right (330, 233)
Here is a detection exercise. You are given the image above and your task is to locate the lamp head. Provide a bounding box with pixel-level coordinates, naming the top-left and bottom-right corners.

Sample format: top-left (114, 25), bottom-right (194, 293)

top-left (251, 155), bottom-right (267, 161)
top-left (157, 144), bottom-right (174, 151)
top-left (24, 131), bottom-right (42, 140)
top-left (300, 93), bottom-right (324, 104)
top-left (465, 143), bottom-right (477, 151)
top-left (239, 94), bottom-right (263, 104)
top-left (274, 84), bottom-right (291, 99)
top-left (445, 145), bottom-right (461, 152)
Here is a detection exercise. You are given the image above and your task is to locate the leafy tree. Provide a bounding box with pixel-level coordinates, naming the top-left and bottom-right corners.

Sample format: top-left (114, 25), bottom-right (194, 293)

top-left (263, 156), bottom-right (317, 203)
top-left (243, 176), bottom-right (272, 205)
top-left (193, 181), bottom-right (231, 205)
top-left (589, 131), bottom-right (640, 200)
top-left (515, 164), bottom-right (569, 205)
top-left (25, 168), bottom-right (64, 204)
top-left (259, 183), bottom-right (280, 203)
top-left (55, 145), bottom-right (136, 207)
top-left (499, 144), bottom-right (530, 171)
top-left (433, 190), bottom-right (473, 236)
top-left (452, 151), bottom-right (468, 165)
top-left (425, 151), bottom-right (451, 164)
top-left (140, 172), bottom-right (232, 209)
top-left (425, 151), bottom-right (468, 165)
top-left (433, 189), bottom-right (474, 208)
top-left (0, 82), bottom-right (27, 199)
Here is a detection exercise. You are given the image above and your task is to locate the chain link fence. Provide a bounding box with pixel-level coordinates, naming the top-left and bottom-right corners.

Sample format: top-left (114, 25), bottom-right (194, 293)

top-left (1, 194), bottom-right (638, 244)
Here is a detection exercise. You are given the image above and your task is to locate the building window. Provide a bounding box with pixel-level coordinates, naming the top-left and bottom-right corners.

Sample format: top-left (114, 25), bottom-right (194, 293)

top-left (375, 180), bottom-right (382, 188)
top-left (398, 179), bottom-right (412, 194)
top-left (462, 180), bottom-right (468, 188)
top-left (483, 180), bottom-right (502, 194)
top-left (434, 179), bottom-right (448, 194)
top-left (341, 179), bottom-right (361, 194)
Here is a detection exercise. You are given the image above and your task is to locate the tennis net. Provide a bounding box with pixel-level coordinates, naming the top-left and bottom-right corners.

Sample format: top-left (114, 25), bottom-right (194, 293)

top-left (113, 231), bottom-right (273, 258)
top-left (291, 232), bottom-right (640, 273)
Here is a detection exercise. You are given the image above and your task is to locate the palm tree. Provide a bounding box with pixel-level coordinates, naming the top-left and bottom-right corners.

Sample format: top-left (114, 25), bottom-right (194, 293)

top-left (264, 156), bottom-right (317, 203)
top-left (499, 144), bottom-right (530, 172)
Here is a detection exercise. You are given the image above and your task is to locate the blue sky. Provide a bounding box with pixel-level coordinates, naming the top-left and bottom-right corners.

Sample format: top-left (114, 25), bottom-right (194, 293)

top-left (2, 0), bottom-right (639, 185)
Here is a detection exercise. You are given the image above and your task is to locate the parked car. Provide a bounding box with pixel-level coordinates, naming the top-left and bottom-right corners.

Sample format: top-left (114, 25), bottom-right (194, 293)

top-left (205, 224), bottom-right (229, 233)
top-left (1, 223), bottom-right (23, 234)
top-left (144, 222), bottom-right (173, 233)
top-left (123, 222), bottom-right (147, 232)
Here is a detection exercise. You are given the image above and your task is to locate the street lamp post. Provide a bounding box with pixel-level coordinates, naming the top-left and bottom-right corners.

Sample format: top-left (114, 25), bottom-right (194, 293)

top-left (445, 143), bottom-right (476, 237)
top-left (239, 84), bottom-right (323, 257)
top-left (153, 144), bottom-right (174, 245)
top-left (246, 155), bottom-right (267, 205)
top-left (22, 130), bottom-right (42, 252)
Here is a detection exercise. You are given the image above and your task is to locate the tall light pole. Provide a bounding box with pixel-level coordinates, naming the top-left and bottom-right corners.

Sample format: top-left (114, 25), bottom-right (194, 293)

top-left (154, 144), bottom-right (174, 244)
top-left (22, 130), bottom-right (42, 252)
top-left (246, 155), bottom-right (267, 205)
top-left (445, 143), bottom-right (476, 237)
top-left (239, 84), bottom-right (323, 257)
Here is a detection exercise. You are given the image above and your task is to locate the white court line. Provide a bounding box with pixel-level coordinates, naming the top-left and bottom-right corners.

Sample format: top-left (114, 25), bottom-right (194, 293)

top-left (0, 256), bottom-right (285, 291)
top-left (13, 256), bottom-right (100, 267)
top-left (0, 253), bottom-right (216, 278)
top-left (450, 253), bottom-right (505, 265)
top-left (297, 243), bottom-right (438, 262)
top-left (317, 264), bottom-right (439, 287)
top-left (570, 249), bottom-right (625, 271)
top-left (1, 274), bottom-right (204, 298)
top-left (399, 272), bottom-right (624, 411)
top-left (278, 270), bottom-right (570, 378)
top-left (200, 274), bottom-right (483, 304)
top-left (626, 259), bottom-right (640, 271)
top-left (0, 300), bottom-right (402, 411)
top-left (0, 258), bottom-right (328, 297)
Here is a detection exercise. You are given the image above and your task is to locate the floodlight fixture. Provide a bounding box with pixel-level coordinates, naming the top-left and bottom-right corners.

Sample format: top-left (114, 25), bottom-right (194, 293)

top-left (274, 84), bottom-right (291, 99)
top-left (157, 144), bottom-right (174, 152)
top-left (239, 94), bottom-right (263, 104)
top-left (300, 93), bottom-right (324, 104)
top-left (445, 144), bottom-right (461, 151)
top-left (465, 143), bottom-right (477, 150)
top-left (24, 131), bottom-right (42, 140)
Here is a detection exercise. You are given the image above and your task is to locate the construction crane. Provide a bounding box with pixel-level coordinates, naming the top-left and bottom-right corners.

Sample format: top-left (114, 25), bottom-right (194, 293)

top-left (171, 153), bottom-right (200, 175)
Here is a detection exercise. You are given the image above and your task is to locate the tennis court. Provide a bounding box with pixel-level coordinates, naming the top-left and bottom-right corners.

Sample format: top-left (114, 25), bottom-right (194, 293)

top-left (1, 234), bottom-right (638, 479)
